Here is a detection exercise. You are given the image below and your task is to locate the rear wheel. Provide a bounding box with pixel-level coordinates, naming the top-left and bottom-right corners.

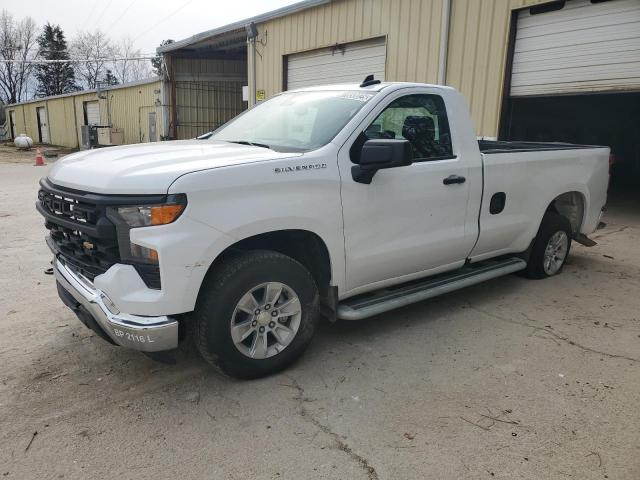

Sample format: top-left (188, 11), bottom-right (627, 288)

top-left (524, 212), bottom-right (572, 279)
top-left (193, 250), bottom-right (320, 379)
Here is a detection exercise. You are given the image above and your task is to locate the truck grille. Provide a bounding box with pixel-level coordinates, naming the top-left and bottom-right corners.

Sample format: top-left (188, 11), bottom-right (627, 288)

top-left (38, 190), bottom-right (99, 225)
top-left (37, 179), bottom-right (161, 289)
top-left (47, 224), bottom-right (120, 278)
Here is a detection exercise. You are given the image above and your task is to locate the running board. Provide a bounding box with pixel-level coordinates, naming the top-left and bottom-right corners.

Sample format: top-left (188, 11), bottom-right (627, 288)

top-left (337, 257), bottom-right (527, 320)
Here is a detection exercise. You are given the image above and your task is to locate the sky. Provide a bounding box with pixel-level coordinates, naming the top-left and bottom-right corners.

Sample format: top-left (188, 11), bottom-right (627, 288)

top-left (9, 0), bottom-right (299, 55)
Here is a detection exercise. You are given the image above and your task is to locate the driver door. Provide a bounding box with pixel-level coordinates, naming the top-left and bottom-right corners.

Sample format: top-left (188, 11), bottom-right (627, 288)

top-left (338, 89), bottom-right (478, 294)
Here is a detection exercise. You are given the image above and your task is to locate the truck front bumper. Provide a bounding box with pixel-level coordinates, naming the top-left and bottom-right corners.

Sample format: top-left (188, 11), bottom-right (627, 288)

top-left (54, 258), bottom-right (178, 352)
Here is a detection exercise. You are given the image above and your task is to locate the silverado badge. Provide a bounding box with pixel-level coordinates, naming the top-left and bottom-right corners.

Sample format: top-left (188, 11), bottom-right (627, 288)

top-left (274, 163), bottom-right (327, 173)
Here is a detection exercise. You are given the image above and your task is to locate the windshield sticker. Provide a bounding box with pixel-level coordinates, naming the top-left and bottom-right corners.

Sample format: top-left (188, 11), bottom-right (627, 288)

top-left (337, 92), bottom-right (375, 102)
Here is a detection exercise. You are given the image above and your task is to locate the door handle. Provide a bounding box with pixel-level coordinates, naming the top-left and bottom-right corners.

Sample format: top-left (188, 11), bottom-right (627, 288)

top-left (443, 174), bottom-right (466, 185)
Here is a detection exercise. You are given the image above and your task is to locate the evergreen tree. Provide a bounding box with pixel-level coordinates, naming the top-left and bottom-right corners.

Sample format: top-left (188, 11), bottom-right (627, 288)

top-left (151, 39), bottom-right (173, 76)
top-left (102, 69), bottom-right (119, 86)
top-left (35, 23), bottom-right (77, 97)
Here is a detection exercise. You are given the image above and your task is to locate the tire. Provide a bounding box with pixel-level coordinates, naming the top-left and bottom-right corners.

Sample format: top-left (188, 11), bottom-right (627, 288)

top-left (524, 212), bottom-right (572, 279)
top-left (193, 250), bottom-right (320, 379)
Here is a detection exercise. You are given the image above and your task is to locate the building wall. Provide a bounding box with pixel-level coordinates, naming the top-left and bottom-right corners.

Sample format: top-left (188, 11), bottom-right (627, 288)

top-left (446, 0), bottom-right (543, 137)
top-left (254, 0), bottom-right (444, 96)
top-left (95, 80), bottom-right (163, 144)
top-left (6, 80), bottom-right (163, 148)
top-left (253, 0), bottom-right (545, 137)
top-left (11, 101), bottom-right (45, 143)
top-left (48, 97), bottom-right (78, 147)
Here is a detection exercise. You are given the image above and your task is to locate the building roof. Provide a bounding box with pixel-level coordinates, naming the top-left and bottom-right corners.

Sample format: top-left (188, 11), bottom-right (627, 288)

top-left (157, 0), bottom-right (331, 54)
top-left (5, 77), bottom-right (161, 107)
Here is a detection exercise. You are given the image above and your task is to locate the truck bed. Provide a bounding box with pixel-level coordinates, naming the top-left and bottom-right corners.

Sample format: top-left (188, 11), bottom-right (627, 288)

top-left (478, 139), bottom-right (603, 154)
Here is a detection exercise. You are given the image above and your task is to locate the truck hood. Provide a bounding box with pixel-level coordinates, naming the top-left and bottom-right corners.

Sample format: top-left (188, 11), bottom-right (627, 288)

top-left (48, 140), bottom-right (300, 194)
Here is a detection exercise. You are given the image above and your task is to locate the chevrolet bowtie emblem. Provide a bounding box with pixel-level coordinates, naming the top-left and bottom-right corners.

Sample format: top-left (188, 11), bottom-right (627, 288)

top-left (83, 241), bottom-right (95, 250)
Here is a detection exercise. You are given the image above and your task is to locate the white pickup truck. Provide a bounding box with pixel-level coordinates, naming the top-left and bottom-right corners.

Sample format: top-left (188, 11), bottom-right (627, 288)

top-left (38, 79), bottom-right (609, 378)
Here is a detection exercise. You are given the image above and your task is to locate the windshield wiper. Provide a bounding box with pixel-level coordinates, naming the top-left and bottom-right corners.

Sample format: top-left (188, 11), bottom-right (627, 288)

top-left (226, 140), bottom-right (272, 150)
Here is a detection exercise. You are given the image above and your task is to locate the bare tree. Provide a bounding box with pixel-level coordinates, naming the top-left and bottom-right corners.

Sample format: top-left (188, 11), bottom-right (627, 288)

top-left (0, 10), bottom-right (39, 103)
top-left (71, 29), bottom-right (115, 89)
top-left (112, 37), bottom-right (152, 84)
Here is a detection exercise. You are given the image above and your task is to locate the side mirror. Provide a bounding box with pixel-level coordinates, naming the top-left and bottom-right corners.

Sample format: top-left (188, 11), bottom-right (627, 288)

top-left (351, 139), bottom-right (413, 184)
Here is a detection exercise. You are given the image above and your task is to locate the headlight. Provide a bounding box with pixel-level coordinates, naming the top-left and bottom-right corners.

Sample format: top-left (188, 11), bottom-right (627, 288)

top-left (115, 194), bottom-right (186, 228)
top-left (106, 194), bottom-right (187, 265)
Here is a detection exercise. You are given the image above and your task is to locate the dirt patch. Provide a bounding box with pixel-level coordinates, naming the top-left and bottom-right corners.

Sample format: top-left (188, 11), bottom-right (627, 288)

top-left (0, 142), bottom-right (76, 164)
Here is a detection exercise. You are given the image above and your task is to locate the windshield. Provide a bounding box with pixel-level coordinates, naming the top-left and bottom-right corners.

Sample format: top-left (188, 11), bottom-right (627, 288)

top-left (209, 90), bottom-right (376, 152)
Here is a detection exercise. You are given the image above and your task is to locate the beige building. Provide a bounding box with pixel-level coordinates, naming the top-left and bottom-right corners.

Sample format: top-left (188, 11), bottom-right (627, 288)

top-left (159, 0), bottom-right (640, 192)
top-left (4, 0), bottom-right (637, 190)
top-left (249, 0), bottom-right (529, 138)
top-left (5, 78), bottom-right (164, 149)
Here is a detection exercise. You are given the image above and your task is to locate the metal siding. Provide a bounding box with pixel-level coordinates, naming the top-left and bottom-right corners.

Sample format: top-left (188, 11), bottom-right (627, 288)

top-left (4, 81), bottom-right (162, 148)
top-left (287, 36), bottom-right (386, 89)
top-left (104, 81), bottom-right (163, 144)
top-left (512, 0), bottom-right (640, 96)
top-left (445, 0), bottom-right (545, 137)
top-left (45, 97), bottom-right (77, 147)
top-left (17, 101), bottom-right (45, 143)
top-left (255, 0), bottom-right (443, 97)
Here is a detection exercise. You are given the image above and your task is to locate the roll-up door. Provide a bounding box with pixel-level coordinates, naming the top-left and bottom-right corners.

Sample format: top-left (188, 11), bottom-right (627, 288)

top-left (286, 37), bottom-right (386, 90)
top-left (511, 0), bottom-right (640, 96)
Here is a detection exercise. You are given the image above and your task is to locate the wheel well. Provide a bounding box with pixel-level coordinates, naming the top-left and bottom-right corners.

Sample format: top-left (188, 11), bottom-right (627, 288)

top-left (546, 191), bottom-right (585, 235)
top-left (206, 230), bottom-right (332, 296)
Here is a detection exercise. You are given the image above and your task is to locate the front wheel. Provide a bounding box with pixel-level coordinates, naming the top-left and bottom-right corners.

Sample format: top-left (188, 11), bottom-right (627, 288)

top-left (193, 250), bottom-right (320, 379)
top-left (524, 212), bottom-right (572, 279)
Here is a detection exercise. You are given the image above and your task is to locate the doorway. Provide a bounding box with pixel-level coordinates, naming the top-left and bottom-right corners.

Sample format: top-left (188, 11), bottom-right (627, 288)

top-left (36, 107), bottom-right (49, 143)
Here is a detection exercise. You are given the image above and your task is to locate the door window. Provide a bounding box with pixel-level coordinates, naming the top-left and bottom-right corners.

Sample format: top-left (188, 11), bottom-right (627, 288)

top-left (364, 94), bottom-right (453, 161)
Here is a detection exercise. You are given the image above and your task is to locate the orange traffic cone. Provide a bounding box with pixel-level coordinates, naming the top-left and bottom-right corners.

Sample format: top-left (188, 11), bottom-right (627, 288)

top-left (34, 148), bottom-right (45, 166)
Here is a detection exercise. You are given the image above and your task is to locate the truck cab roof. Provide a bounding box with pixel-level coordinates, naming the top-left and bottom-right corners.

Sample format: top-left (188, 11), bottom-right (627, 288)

top-left (288, 81), bottom-right (455, 94)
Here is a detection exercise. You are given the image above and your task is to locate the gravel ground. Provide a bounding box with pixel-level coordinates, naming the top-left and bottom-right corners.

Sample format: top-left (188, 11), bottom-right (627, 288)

top-left (0, 156), bottom-right (638, 480)
top-left (0, 143), bottom-right (76, 164)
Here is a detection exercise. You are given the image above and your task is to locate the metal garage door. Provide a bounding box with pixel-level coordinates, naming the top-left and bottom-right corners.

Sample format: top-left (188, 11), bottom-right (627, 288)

top-left (511, 0), bottom-right (640, 96)
top-left (85, 101), bottom-right (100, 125)
top-left (286, 37), bottom-right (386, 90)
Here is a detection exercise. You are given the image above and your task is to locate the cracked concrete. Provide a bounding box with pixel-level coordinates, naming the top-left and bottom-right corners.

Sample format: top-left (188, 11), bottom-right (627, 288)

top-left (1, 161), bottom-right (639, 479)
top-left (283, 375), bottom-right (379, 480)
top-left (467, 306), bottom-right (640, 364)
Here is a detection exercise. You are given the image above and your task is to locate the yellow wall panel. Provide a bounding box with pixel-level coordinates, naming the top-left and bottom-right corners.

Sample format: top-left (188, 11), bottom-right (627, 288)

top-left (254, 0), bottom-right (444, 97)
top-left (254, 0), bottom-right (547, 137)
top-left (446, 0), bottom-right (545, 136)
top-left (101, 81), bottom-right (162, 144)
top-left (5, 80), bottom-right (162, 148)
